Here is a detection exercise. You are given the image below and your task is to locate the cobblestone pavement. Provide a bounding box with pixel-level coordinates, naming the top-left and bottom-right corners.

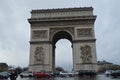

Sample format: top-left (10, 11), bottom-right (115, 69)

top-left (3, 74), bottom-right (120, 80)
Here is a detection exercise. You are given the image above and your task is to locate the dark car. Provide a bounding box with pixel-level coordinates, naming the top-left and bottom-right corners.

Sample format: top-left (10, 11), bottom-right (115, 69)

top-left (33, 71), bottom-right (51, 78)
top-left (111, 70), bottom-right (120, 78)
top-left (78, 70), bottom-right (96, 77)
top-left (0, 71), bottom-right (10, 79)
top-left (51, 71), bottom-right (60, 77)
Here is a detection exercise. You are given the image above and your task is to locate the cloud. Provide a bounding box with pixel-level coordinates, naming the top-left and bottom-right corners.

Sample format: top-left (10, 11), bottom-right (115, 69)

top-left (93, 0), bottom-right (120, 65)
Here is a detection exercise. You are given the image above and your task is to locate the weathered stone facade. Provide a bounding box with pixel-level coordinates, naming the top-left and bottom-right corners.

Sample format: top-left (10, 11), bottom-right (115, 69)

top-left (0, 63), bottom-right (8, 72)
top-left (28, 7), bottom-right (98, 72)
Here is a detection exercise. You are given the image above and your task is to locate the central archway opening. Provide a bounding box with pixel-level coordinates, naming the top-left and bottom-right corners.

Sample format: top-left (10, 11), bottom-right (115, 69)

top-left (52, 31), bottom-right (73, 72)
top-left (55, 39), bottom-right (73, 72)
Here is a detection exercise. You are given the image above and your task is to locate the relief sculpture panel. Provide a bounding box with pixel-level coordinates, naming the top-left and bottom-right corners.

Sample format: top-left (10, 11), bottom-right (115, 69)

top-left (77, 28), bottom-right (92, 37)
top-left (80, 45), bottom-right (92, 63)
top-left (32, 30), bottom-right (48, 39)
top-left (34, 46), bottom-right (44, 64)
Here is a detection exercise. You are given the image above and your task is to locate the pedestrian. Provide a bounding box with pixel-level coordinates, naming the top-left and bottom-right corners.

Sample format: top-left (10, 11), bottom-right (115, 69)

top-left (10, 71), bottom-right (18, 80)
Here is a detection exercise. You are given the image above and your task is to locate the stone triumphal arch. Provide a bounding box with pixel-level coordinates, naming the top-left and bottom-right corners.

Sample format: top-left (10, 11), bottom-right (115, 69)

top-left (28, 7), bottom-right (98, 72)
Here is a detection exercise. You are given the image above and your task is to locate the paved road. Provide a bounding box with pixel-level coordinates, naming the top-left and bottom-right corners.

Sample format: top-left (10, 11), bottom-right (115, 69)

top-left (4, 74), bottom-right (120, 80)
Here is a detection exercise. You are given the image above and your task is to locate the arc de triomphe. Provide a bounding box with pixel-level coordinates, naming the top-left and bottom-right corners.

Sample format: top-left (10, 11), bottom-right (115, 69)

top-left (28, 7), bottom-right (98, 72)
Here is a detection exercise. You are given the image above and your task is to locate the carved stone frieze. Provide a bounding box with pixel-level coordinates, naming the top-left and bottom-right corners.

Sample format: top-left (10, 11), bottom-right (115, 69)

top-left (50, 28), bottom-right (59, 37)
top-left (77, 28), bottom-right (92, 37)
top-left (31, 20), bottom-right (95, 27)
top-left (80, 45), bottom-right (92, 63)
top-left (32, 30), bottom-right (48, 39)
top-left (67, 27), bottom-right (74, 34)
top-left (34, 46), bottom-right (44, 64)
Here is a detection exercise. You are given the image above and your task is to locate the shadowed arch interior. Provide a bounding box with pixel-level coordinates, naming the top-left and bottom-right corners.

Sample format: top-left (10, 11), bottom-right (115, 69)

top-left (52, 31), bottom-right (73, 45)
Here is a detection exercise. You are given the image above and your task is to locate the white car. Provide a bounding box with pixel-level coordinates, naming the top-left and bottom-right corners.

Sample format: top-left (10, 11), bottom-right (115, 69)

top-left (59, 72), bottom-right (78, 77)
top-left (104, 70), bottom-right (113, 76)
top-left (20, 71), bottom-right (33, 77)
top-left (68, 72), bottom-right (78, 77)
top-left (59, 72), bottom-right (68, 77)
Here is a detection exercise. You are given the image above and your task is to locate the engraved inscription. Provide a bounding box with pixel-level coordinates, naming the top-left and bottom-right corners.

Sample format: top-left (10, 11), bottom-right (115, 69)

top-left (34, 46), bottom-right (44, 64)
top-left (32, 30), bottom-right (47, 39)
top-left (77, 28), bottom-right (92, 37)
top-left (80, 45), bottom-right (92, 63)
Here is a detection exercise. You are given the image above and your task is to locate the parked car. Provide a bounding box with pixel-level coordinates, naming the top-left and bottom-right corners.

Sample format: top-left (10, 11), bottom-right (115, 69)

top-left (33, 71), bottom-right (51, 78)
top-left (51, 71), bottom-right (60, 77)
top-left (59, 71), bottom-right (78, 77)
top-left (58, 71), bottom-right (78, 77)
top-left (111, 70), bottom-right (120, 78)
top-left (68, 72), bottom-right (78, 77)
top-left (0, 71), bottom-right (10, 79)
top-left (104, 70), bottom-right (113, 76)
top-left (59, 72), bottom-right (69, 77)
top-left (78, 70), bottom-right (96, 77)
top-left (20, 71), bottom-right (33, 77)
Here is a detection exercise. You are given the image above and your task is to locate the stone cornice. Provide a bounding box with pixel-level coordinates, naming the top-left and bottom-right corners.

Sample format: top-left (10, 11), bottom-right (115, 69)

top-left (30, 39), bottom-right (96, 44)
top-left (73, 39), bottom-right (96, 43)
top-left (29, 64), bottom-right (50, 66)
top-left (31, 7), bottom-right (93, 14)
top-left (28, 16), bottom-right (96, 23)
top-left (76, 63), bottom-right (97, 65)
top-left (30, 41), bottom-right (51, 44)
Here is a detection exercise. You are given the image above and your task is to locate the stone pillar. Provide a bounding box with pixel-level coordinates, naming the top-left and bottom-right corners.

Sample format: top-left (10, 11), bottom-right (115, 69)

top-left (73, 41), bottom-right (98, 71)
top-left (29, 42), bottom-right (53, 72)
top-left (72, 26), bottom-right (98, 71)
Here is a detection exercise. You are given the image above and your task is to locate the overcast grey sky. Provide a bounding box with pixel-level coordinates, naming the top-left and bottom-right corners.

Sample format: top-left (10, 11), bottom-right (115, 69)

top-left (0, 0), bottom-right (120, 71)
